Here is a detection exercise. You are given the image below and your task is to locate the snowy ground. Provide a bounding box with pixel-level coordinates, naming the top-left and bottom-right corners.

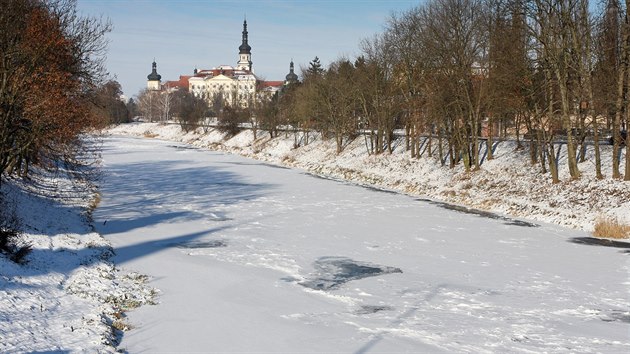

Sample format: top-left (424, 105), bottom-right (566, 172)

top-left (93, 135), bottom-right (629, 352)
top-left (0, 148), bottom-right (156, 353)
top-left (1, 122), bottom-right (628, 352)
top-left (106, 122), bottom-right (630, 233)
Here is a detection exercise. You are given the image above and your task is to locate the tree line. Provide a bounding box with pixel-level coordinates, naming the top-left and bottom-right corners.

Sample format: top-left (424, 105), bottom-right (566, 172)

top-left (0, 0), bottom-right (125, 261)
top-left (255, 0), bottom-right (629, 182)
top-left (135, 82), bottom-right (275, 138)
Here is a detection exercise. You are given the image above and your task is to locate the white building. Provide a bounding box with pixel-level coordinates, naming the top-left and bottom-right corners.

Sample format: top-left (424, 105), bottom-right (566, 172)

top-left (147, 21), bottom-right (297, 107)
top-left (188, 20), bottom-right (267, 108)
top-left (188, 65), bottom-right (258, 108)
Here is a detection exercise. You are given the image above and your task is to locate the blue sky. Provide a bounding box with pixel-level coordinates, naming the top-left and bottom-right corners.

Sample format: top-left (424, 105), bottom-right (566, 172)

top-left (77, 0), bottom-right (422, 97)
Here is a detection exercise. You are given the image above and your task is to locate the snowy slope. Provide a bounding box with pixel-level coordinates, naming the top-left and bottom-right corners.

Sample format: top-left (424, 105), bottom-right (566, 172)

top-left (0, 153), bottom-right (156, 353)
top-left (106, 122), bottom-right (630, 233)
top-left (94, 135), bottom-right (630, 353)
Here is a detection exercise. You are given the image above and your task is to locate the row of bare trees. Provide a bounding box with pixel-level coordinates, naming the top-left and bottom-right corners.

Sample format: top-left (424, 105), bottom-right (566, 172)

top-left (137, 81), bottom-right (285, 138)
top-left (258, 0), bottom-right (630, 182)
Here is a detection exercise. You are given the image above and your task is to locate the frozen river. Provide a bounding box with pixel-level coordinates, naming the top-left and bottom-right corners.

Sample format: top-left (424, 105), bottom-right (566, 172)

top-left (95, 136), bottom-right (629, 352)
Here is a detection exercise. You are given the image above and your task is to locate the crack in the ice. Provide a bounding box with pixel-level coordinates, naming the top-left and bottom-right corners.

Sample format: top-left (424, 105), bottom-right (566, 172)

top-left (172, 240), bottom-right (227, 249)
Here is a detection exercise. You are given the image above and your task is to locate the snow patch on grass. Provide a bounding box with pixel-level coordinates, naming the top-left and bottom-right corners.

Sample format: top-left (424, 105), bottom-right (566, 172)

top-left (0, 158), bottom-right (157, 352)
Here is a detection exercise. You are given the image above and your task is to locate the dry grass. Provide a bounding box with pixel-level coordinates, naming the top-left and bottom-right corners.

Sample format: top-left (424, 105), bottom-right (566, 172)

top-left (88, 193), bottom-right (101, 213)
top-left (143, 131), bottom-right (158, 138)
top-left (593, 217), bottom-right (630, 239)
top-left (441, 190), bottom-right (457, 198)
top-left (85, 193), bottom-right (101, 223)
top-left (111, 319), bottom-right (132, 331)
top-left (477, 198), bottom-right (502, 209)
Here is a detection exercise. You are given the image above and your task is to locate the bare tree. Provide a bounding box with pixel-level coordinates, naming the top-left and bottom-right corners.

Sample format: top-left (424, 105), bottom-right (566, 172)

top-left (136, 89), bottom-right (160, 122)
top-left (0, 0), bottom-right (110, 180)
top-left (419, 0), bottom-right (490, 171)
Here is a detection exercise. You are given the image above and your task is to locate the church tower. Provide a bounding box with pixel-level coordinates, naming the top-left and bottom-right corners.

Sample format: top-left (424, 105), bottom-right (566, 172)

top-left (236, 20), bottom-right (253, 72)
top-left (147, 60), bottom-right (162, 90)
top-left (284, 60), bottom-right (299, 85)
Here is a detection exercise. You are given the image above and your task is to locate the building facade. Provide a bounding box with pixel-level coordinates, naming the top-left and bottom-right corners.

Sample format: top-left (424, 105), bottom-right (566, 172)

top-left (188, 20), bottom-right (263, 108)
top-left (147, 20), bottom-right (298, 108)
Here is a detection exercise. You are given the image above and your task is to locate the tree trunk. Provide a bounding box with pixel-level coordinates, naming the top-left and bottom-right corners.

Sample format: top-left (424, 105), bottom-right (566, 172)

top-left (613, 7), bottom-right (629, 178)
top-left (548, 142), bottom-right (559, 184)
top-left (556, 65), bottom-right (581, 180)
top-left (593, 117), bottom-right (603, 179)
top-left (487, 116), bottom-right (494, 161)
top-left (538, 129), bottom-right (547, 173)
top-left (437, 124), bottom-right (445, 166)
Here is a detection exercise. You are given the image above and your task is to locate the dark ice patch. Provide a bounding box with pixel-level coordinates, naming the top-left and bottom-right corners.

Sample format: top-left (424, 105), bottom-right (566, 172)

top-left (355, 305), bottom-right (394, 315)
top-left (417, 198), bottom-right (539, 227)
top-left (300, 257), bottom-right (402, 291)
top-left (168, 145), bottom-right (198, 151)
top-left (354, 184), bottom-right (400, 195)
top-left (303, 173), bottom-right (398, 195)
top-left (569, 237), bottom-right (630, 251)
top-left (607, 311), bottom-right (630, 323)
top-left (303, 173), bottom-right (341, 182)
top-left (261, 163), bottom-right (291, 170)
top-left (220, 161), bottom-right (290, 170)
top-left (173, 240), bottom-right (227, 249)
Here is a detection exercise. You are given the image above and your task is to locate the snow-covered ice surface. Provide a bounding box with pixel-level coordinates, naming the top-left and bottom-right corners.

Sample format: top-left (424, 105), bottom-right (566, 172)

top-left (0, 155), bottom-right (156, 353)
top-left (106, 122), bottom-right (630, 232)
top-left (95, 135), bottom-right (629, 352)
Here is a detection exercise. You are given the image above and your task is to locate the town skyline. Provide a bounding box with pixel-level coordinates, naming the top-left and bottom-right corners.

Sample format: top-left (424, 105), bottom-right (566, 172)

top-left (77, 0), bottom-right (422, 97)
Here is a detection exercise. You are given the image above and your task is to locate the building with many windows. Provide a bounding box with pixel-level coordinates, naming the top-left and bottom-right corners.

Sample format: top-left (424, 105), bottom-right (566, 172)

top-left (147, 20), bottom-right (297, 108)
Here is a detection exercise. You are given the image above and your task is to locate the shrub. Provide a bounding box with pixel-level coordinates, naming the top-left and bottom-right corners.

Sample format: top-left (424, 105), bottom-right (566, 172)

top-left (593, 217), bottom-right (630, 239)
top-left (0, 191), bottom-right (32, 264)
top-left (0, 227), bottom-right (18, 253)
top-left (217, 106), bottom-right (247, 137)
top-left (9, 241), bottom-right (33, 264)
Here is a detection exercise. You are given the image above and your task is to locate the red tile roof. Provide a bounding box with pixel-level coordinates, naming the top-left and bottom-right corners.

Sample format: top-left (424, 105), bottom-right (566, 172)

top-left (260, 81), bottom-right (284, 88)
top-left (164, 75), bottom-right (191, 90)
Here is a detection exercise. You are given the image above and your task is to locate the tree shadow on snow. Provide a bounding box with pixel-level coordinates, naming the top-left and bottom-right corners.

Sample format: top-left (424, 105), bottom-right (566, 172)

top-left (5, 155), bottom-right (272, 276)
top-left (95, 159), bottom-right (273, 235)
top-left (108, 227), bottom-right (233, 265)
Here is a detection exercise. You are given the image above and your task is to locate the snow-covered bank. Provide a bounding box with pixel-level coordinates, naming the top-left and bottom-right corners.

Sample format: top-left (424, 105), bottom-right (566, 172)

top-left (0, 160), bottom-right (156, 352)
top-left (107, 122), bottom-right (630, 233)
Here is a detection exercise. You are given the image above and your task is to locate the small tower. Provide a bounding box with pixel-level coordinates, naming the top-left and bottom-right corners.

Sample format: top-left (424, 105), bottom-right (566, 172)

top-left (284, 60), bottom-right (299, 85)
top-left (236, 20), bottom-right (252, 72)
top-left (147, 60), bottom-right (162, 90)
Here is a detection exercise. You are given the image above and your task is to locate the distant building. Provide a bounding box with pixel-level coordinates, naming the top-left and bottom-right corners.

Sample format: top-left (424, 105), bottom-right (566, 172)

top-left (146, 61), bottom-right (161, 90)
top-left (188, 20), bottom-right (269, 108)
top-left (146, 20), bottom-right (299, 108)
top-left (284, 60), bottom-right (299, 86)
top-left (164, 75), bottom-right (192, 91)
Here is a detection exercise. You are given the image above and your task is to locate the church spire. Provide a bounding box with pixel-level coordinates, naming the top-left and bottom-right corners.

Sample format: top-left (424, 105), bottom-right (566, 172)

top-left (285, 59), bottom-right (298, 84)
top-left (237, 19), bottom-right (252, 71)
top-left (147, 60), bottom-right (161, 81)
top-left (239, 19), bottom-right (251, 55)
top-left (147, 60), bottom-right (161, 90)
